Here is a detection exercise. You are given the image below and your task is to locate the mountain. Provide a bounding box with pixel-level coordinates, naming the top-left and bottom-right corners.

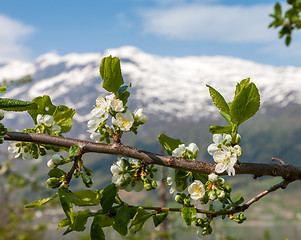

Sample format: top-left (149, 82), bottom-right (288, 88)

top-left (1, 46), bottom-right (301, 166)
top-left (1, 46), bottom-right (301, 124)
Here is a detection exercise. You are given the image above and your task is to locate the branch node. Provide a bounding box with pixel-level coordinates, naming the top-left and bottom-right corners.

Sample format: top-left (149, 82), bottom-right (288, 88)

top-left (272, 157), bottom-right (286, 166)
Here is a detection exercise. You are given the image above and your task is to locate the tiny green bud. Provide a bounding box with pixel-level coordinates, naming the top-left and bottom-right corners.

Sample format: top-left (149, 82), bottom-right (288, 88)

top-left (144, 182), bottom-right (152, 191)
top-left (224, 185), bottom-right (232, 193)
top-left (83, 166), bottom-right (93, 176)
top-left (175, 193), bottom-right (184, 204)
top-left (46, 177), bottom-right (61, 188)
top-left (151, 180), bottom-right (157, 189)
top-left (47, 159), bottom-right (56, 168)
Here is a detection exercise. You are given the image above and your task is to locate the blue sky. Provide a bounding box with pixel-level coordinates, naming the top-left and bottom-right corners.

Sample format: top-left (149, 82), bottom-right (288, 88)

top-left (0, 0), bottom-right (300, 66)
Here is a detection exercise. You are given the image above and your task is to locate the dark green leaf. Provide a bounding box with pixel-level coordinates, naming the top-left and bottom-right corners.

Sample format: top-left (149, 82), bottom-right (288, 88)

top-left (181, 206), bottom-right (197, 226)
top-left (48, 168), bottom-right (66, 178)
top-left (58, 188), bottom-right (74, 224)
top-left (91, 216), bottom-right (106, 240)
top-left (131, 207), bottom-right (154, 233)
top-left (117, 84), bottom-right (131, 105)
top-left (94, 213), bottom-right (114, 228)
top-left (230, 81), bottom-right (260, 126)
top-left (158, 134), bottom-right (183, 156)
top-left (100, 183), bottom-right (117, 213)
top-left (70, 210), bottom-right (93, 232)
top-left (113, 206), bottom-right (131, 236)
top-left (206, 85), bottom-right (230, 114)
top-left (70, 190), bottom-right (100, 206)
top-left (192, 173), bottom-right (208, 184)
top-left (209, 125), bottom-right (232, 134)
top-left (99, 56), bottom-right (124, 94)
top-left (233, 196), bottom-right (244, 206)
top-left (153, 211), bottom-right (168, 227)
top-left (0, 98), bottom-right (37, 112)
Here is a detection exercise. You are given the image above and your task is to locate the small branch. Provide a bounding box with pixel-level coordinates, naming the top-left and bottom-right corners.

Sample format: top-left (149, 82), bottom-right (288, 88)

top-left (65, 147), bottom-right (85, 184)
top-left (4, 132), bottom-right (301, 181)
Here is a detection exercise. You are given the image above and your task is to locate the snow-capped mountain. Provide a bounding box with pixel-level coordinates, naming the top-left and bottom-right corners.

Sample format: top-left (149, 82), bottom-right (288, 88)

top-left (1, 46), bottom-right (301, 135)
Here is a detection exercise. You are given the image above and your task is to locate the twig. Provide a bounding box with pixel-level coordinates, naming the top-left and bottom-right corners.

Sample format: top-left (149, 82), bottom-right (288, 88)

top-left (4, 131), bottom-right (301, 181)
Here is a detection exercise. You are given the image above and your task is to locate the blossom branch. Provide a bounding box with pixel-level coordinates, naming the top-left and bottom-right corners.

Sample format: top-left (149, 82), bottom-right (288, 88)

top-left (4, 131), bottom-right (301, 181)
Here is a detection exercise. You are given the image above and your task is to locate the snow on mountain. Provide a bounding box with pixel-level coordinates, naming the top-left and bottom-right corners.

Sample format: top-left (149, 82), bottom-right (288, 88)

top-left (1, 46), bottom-right (301, 132)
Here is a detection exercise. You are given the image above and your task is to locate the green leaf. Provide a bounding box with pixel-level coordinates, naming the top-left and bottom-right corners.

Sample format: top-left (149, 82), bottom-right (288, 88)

top-left (27, 95), bottom-right (56, 123)
top-left (158, 134), bottom-right (183, 156)
top-left (131, 207), bottom-right (154, 233)
top-left (153, 211), bottom-right (168, 227)
top-left (91, 216), bottom-right (106, 240)
top-left (274, 3), bottom-right (282, 16)
top-left (206, 85), bottom-right (230, 114)
top-left (192, 173), bottom-right (208, 184)
top-left (58, 188), bottom-right (74, 224)
top-left (100, 56), bottom-right (124, 94)
top-left (113, 206), bottom-right (131, 236)
top-left (93, 213), bottom-right (114, 228)
top-left (0, 85), bottom-right (6, 93)
top-left (0, 98), bottom-right (37, 112)
top-left (48, 168), bottom-right (66, 178)
top-left (209, 125), bottom-right (232, 134)
top-left (25, 193), bottom-right (58, 208)
top-left (70, 190), bottom-right (100, 206)
top-left (99, 183), bottom-right (117, 214)
top-left (68, 145), bottom-right (81, 159)
top-left (230, 81), bottom-right (260, 126)
top-left (70, 210), bottom-right (93, 232)
top-left (234, 78), bottom-right (250, 96)
top-left (181, 206), bottom-right (197, 226)
top-left (117, 84), bottom-right (131, 105)
top-left (27, 95), bottom-right (75, 133)
top-left (57, 218), bottom-right (70, 230)
top-left (233, 196), bottom-right (244, 206)
top-left (52, 105), bottom-right (75, 133)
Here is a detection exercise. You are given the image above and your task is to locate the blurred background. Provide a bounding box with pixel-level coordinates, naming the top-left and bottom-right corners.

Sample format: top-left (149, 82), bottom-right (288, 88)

top-left (0, 0), bottom-right (301, 239)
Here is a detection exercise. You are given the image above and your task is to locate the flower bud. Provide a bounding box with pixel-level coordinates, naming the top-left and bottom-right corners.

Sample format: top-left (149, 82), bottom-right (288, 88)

top-left (175, 193), bottom-right (184, 204)
top-left (81, 172), bottom-right (93, 188)
top-left (46, 177), bottom-right (61, 188)
top-left (47, 159), bottom-right (56, 168)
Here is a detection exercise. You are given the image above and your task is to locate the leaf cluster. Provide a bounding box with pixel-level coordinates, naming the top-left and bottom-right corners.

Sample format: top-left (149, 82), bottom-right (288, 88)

top-left (269, 1), bottom-right (301, 46)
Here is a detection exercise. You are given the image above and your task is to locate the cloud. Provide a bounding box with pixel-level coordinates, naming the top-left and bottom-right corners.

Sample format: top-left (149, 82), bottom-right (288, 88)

top-left (0, 14), bottom-right (35, 61)
top-left (140, 4), bottom-right (276, 43)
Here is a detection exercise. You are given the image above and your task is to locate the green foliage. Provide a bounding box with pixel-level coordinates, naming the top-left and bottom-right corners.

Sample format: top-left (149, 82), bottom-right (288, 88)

top-left (28, 95), bottom-right (75, 133)
top-left (0, 98), bottom-right (37, 111)
top-left (25, 194), bottom-right (58, 208)
top-left (207, 78), bottom-right (260, 141)
top-left (58, 188), bottom-right (74, 224)
top-left (181, 206), bottom-right (197, 226)
top-left (113, 206), bottom-right (132, 236)
top-left (158, 134), bottom-right (183, 155)
top-left (131, 207), bottom-right (154, 233)
top-left (99, 183), bottom-right (117, 213)
top-left (99, 56), bottom-right (124, 94)
top-left (269, 1), bottom-right (301, 46)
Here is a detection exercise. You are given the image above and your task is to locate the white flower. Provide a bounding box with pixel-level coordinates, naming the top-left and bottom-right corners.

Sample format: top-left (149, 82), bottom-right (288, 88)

top-left (8, 142), bottom-right (31, 160)
top-left (112, 110), bottom-right (134, 131)
top-left (172, 144), bottom-right (186, 157)
top-left (133, 108), bottom-right (149, 123)
top-left (36, 114), bottom-right (61, 132)
top-left (87, 115), bottom-right (108, 132)
top-left (91, 96), bottom-right (109, 117)
top-left (110, 158), bottom-right (126, 186)
top-left (186, 143), bottom-right (199, 155)
top-left (37, 114), bottom-right (54, 125)
top-left (207, 134), bottom-right (231, 156)
top-left (110, 97), bottom-right (124, 112)
top-left (231, 145), bottom-right (242, 157)
top-left (188, 180), bottom-right (205, 200)
top-left (208, 173), bottom-right (218, 182)
top-left (89, 131), bottom-right (102, 142)
top-left (209, 192), bottom-right (217, 201)
top-left (213, 146), bottom-right (237, 176)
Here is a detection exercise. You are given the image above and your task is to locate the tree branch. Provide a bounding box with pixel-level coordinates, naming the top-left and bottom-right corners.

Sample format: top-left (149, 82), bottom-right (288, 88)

top-left (4, 131), bottom-right (301, 181)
